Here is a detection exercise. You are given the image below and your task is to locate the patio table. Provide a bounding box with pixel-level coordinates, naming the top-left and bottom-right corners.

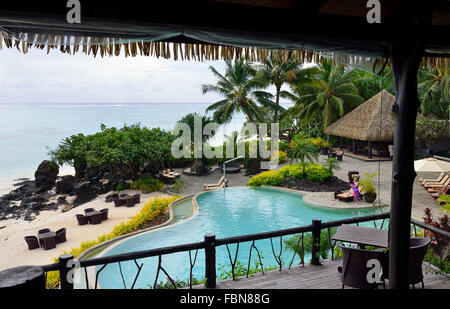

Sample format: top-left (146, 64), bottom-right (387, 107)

top-left (331, 224), bottom-right (388, 248)
top-left (37, 232), bottom-right (56, 250)
top-left (85, 211), bottom-right (101, 224)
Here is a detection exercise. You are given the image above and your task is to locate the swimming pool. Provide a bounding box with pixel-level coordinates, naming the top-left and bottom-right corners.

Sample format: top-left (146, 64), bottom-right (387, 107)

top-left (93, 186), bottom-right (385, 289)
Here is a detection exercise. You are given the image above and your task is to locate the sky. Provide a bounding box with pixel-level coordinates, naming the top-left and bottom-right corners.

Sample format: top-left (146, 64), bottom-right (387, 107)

top-left (0, 47), bottom-right (231, 104)
top-left (0, 47), bottom-right (291, 104)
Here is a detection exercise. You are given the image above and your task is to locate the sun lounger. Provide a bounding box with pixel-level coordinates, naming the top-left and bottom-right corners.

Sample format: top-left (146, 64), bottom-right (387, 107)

top-left (423, 175), bottom-right (449, 187)
top-left (424, 177), bottom-right (450, 189)
top-left (160, 170), bottom-right (176, 184)
top-left (419, 172), bottom-right (445, 184)
top-left (166, 169), bottom-right (181, 177)
top-left (204, 177), bottom-right (228, 191)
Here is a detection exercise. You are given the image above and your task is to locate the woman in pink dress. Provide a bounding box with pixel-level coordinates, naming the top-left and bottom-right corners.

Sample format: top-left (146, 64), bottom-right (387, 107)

top-left (350, 179), bottom-right (360, 205)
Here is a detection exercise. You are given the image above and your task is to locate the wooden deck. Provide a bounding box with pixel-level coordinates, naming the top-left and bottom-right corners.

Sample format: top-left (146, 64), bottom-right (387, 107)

top-left (194, 259), bottom-right (450, 289)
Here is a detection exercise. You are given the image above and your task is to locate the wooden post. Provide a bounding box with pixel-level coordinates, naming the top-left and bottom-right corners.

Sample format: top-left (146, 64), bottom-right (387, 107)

top-left (59, 254), bottom-right (75, 289)
top-left (311, 219), bottom-right (322, 266)
top-left (368, 141), bottom-right (373, 159)
top-left (204, 234), bottom-right (216, 288)
top-left (389, 39), bottom-right (425, 289)
top-left (352, 140), bottom-right (356, 154)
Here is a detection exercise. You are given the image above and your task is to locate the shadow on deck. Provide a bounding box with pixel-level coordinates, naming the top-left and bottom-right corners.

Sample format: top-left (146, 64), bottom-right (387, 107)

top-left (193, 259), bottom-right (449, 289)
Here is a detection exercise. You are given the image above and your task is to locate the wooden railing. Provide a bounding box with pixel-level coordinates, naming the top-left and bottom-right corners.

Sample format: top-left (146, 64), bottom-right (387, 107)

top-left (35, 211), bottom-right (449, 289)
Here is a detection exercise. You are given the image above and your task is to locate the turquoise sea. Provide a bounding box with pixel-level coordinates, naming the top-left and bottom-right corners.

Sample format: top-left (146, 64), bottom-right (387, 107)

top-left (0, 102), bottom-right (292, 193)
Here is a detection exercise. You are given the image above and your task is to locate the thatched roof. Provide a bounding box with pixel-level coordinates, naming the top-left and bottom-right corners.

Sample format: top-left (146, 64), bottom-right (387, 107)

top-left (0, 0), bottom-right (448, 70)
top-left (324, 90), bottom-right (396, 142)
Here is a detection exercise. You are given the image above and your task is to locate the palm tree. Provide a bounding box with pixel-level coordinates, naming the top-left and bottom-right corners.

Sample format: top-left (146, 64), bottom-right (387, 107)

top-left (283, 59), bottom-right (364, 138)
top-left (202, 58), bottom-right (282, 173)
top-left (353, 67), bottom-right (395, 101)
top-left (418, 68), bottom-right (449, 120)
top-left (288, 134), bottom-right (319, 175)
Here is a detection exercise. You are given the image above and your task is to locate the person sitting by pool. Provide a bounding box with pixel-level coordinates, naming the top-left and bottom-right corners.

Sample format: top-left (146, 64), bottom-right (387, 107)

top-left (350, 178), bottom-right (360, 205)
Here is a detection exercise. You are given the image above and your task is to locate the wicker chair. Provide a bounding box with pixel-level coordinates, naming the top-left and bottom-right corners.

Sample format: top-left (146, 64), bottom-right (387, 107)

top-left (24, 236), bottom-right (40, 250)
top-left (381, 237), bottom-right (431, 288)
top-left (76, 214), bottom-right (89, 225)
top-left (84, 208), bottom-right (95, 214)
top-left (125, 197), bottom-right (136, 207)
top-left (133, 194), bottom-right (141, 204)
top-left (38, 228), bottom-right (51, 235)
top-left (55, 228), bottom-right (67, 244)
top-left (113, 197), bottom-right (124, 207)
top-left (338, 244), bottom-right (386, 289)
top-left (100, 208), bottom-right (109, 221)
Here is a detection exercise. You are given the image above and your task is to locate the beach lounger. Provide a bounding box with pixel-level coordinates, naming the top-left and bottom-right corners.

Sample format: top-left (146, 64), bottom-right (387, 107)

top-left (419, 172), bottom-right (445, 184)
top-left (424, 177), bottom-right (450, 189)
top-left (160, 170), bottom-right (176, 184)
top-left (423, 175), bottom-right (449, 187)
top-left (427, 180), bottom-right (450, 192)
top-left (204, 176), bottom-right (225, 190)
top-left (166, 169), bottom-right (181, 177)
top-left (204, 177), bottom-right (228, 191)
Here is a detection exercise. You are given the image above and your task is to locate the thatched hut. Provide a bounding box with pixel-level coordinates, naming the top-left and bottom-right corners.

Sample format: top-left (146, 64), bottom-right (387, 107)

top-left (324, 90), bottom-right (396, 158)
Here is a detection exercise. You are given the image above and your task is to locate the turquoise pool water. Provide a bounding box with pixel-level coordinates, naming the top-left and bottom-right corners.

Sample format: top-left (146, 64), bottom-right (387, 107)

top-left (95, 187), bottom-right (385, 289)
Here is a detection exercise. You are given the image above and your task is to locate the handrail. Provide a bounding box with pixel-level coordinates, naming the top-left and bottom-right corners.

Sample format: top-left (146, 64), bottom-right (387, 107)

top-left (35, 211), bottom-right (450, 289)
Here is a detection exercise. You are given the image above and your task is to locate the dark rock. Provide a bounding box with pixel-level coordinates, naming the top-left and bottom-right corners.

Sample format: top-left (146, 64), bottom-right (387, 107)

top-left (3, 181), bottom-right (37, 201)
top-left (20, 195), bottom-right (48, 208)
top-left (57, 196), bottom-right (68, 205)
top-left (34, 160), bottom-right (59, 190)
top-left (55, 175), bottom-right (75, 194)
top-left (190, 160), bottom-right (210, 176)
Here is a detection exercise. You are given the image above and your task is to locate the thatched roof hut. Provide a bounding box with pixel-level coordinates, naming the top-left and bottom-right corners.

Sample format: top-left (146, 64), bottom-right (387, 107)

top-left (324, 90), bottom-right (396, 142)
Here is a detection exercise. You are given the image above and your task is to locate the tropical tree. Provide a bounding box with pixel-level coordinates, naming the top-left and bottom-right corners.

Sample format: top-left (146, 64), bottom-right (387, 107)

top-left (282, 59), bottom-right (364, 138)
top-left (175, 113), bottom-right (216, 175)
top-left (353, 67), bottom-right (395, 101)
top-left (201, 58), bottom-right (283, 173)
top-left (418, 68), bottom-right (449, 120)
top-left (288, 133), bottom-right (319, 175)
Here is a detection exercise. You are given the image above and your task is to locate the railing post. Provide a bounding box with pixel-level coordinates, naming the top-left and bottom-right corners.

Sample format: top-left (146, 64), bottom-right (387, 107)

top-left (204, 234), bottom-right (216, 288)
top-left (311, 219), bottom-right (322, 266)
top-left (59, 254), bottom-right (75, 289)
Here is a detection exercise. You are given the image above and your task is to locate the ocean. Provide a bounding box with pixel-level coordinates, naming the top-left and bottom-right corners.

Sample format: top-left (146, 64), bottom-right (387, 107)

top-left (0, 102), bottom-right (292, 193)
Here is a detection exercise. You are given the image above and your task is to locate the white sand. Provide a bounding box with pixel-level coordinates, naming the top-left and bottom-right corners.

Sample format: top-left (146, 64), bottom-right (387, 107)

top-left (0, 190), bottom-right (170, 271)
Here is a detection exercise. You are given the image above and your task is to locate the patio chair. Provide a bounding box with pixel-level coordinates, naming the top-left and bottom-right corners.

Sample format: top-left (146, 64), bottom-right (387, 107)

top-left (166, 168), bottom-right (181, 177)
top-left (100, 208), bottom-right (109, 221)
top-left (76, 214), bottom-right (89, 225)
top-left (38, 228), bottom-right (51, 235)
top-left (119, 193), bottom-right (129, 197)
top-left (336, 151), bottom-right (344, 161)
top-left (381, 237), bottom-right (430, 288)
top-left (133, 193), bottom-right (141, 204)
top-left (24, 236), bottom-right (40, 250)
top-left (55, 228), bottom-right (67, 244)
top-left (89, 212), bottom-right (103, 225)
top-left (84, 208), bottom-right (95, 214)
top-left (337, 244), bottom-right (386, 289)
top-left (419, 172), bottom-right (445, 184)
top-left (159, 170), bottom-right (176, 184)
top-left (124, 196), bottom-right (136, 207)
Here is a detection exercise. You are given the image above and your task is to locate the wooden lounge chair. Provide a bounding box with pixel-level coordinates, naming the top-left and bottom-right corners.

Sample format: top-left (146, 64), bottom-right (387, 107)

top-left (166, 169), bottom-right (181, 177)
top-left (55, 228), bottom-right (67, 244)
top-left (423, 174), bottom-right (449, 187)
top-left (426, 178), bottom-right (450, 191)
top-left (381, 237), bottom-right (430, 288)
top-left (160, 170), bottom-right (176, 184)
top-left (338, 244), bottom-right (386, 289)
top-left (419, 172), bottom-right (445, 184)
top-left (24, 236), bottom-right (40, 250)
top-left (76, 214), bottom-right (89, 225)
top-left (204, 176), bottom-right (226, 191)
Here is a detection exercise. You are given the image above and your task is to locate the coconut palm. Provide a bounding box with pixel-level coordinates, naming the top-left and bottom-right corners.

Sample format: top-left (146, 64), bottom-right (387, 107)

top-left (283, 59), bottom-right (364, 137)
top-left (288, 133), bottom-right (319, 175)
top-left (418, 68), bottom-right (449, 120)
top-left (202, 58), bottom-right (282, 173)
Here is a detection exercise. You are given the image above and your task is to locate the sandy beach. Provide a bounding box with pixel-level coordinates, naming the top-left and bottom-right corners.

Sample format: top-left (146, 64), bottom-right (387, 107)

top-left (0, 190), bottom-right (169, 271)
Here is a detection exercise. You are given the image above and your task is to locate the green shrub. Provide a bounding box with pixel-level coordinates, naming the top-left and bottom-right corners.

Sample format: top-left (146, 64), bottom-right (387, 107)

top-left (304, 164), bottom-right (333, 182)
top-left (130, 177), bottom-right (164, 193)
top-left (247, 170), bottom-right (285, 187)
top-left (278, 164), bottom-right (305, 179)
top-left (116, 182), bottom-right (131, 192)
